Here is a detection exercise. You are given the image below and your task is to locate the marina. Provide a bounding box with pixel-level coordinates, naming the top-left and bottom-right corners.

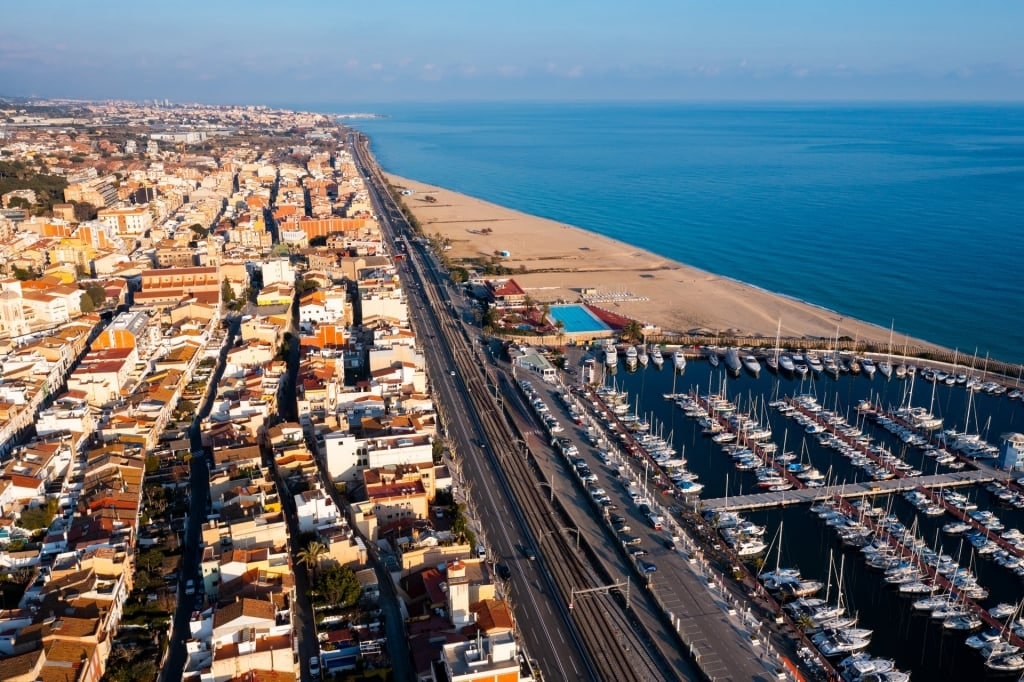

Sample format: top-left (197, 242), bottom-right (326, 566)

top-left (579, 347), bottom-right (1024, 680)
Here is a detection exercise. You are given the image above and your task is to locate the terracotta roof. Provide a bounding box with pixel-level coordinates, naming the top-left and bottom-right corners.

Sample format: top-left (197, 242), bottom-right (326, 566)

top-left (213, 597), bottom-right (277, 628)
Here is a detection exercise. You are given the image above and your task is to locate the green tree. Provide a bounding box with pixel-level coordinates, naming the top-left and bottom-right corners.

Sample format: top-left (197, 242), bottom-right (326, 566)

top-left (621, 320), bottom-right (644, 344)
top-left (72, 201), bottom-right (98, 222)
top-left (221, 278), bottom-right (236, 305)
top-left (85, 284), bottom-right (106, 308)
top-left (297, 540), bottom-right (329, 581)
top-left (188, 223), bottom-right (208, 238)
top-left (18, 499), bottom-right (58, 530)
top-left (313, 563), bottom-right (362, 607)
top-left (79, 294), bottom-right (95, 313)
top-left (138, 548), bottom-right (166, 574)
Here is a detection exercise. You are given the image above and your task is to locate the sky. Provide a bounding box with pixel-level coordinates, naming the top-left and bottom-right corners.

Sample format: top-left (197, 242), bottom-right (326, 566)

top-left (1, 1), bottom-right (1022, 107)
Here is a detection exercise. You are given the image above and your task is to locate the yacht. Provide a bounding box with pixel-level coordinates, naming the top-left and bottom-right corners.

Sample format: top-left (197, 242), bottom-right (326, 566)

top-left (779, 353), bottom-right (796, 373)
top-left (624, 345), bottom-right (638, 368)
top-left (723, 347), bottom-right (742, 376)
top-left (705, 348), bottom-right (720, 367)
top-left (673, 349), bottom-right (687, 372)
top-left (806, 352), bottom-right (824, 374)
top-left (637, 345), bottom-right (648, 367)
top-left (742, 354), bottom-right (761, 375)
top-left (649, 344), bottom-right (664, 368)
top-left (861, 358), bottom-right (877, 377)
top-left (604, 342), bottom-right (618, 367)
top-left (878, 360), bottom-right (893, 379)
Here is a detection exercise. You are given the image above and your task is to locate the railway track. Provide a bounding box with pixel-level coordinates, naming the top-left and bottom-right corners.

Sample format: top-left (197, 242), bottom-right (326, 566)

top-left (352, 131), bottom-right (672, 681)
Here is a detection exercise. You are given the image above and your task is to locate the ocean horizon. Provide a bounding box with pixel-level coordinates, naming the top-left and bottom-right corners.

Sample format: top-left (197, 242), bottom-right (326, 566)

top-left (333, 102), bottom-right (1024, 366)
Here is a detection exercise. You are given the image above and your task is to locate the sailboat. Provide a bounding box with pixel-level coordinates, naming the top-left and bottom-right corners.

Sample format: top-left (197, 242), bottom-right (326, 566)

top-left (767, 320), bottom-right (781, 372)
top-left (878, 321), bottom-right (894, 379)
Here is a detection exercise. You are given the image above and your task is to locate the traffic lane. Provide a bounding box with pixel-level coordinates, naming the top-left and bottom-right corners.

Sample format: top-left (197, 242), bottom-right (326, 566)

top-left (361, 149), bottom-right (587, 681)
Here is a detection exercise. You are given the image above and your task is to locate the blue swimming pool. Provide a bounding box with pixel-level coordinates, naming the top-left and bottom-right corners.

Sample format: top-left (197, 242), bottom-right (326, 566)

top-left (548, 304), bottom-right (610, 334)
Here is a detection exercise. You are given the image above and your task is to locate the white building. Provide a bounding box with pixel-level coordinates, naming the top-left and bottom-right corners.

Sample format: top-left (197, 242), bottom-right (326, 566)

top-left (294, 487), bottom-right (340, 533)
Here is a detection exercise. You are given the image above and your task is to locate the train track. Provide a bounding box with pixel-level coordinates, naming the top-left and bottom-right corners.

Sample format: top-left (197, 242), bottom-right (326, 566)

top-left (349, 132), bottom-right (670, 681)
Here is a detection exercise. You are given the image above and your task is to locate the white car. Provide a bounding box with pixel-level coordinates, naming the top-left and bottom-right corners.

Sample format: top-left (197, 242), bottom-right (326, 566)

top-left (309, 655), bottom-right (321, 677)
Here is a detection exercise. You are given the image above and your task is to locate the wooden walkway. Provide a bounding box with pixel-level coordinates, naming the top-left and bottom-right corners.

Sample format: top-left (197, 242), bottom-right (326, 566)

top-left (702, 468), bottom-right (1007, 512)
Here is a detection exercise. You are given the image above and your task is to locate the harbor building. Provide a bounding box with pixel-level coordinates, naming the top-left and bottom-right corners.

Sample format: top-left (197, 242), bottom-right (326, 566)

top-left (999, 432), bottom-right (1024, 471)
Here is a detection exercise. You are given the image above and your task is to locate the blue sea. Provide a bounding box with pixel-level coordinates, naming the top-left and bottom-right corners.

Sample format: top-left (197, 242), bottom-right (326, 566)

top-left (340, 103), bottom-right (1024, 364)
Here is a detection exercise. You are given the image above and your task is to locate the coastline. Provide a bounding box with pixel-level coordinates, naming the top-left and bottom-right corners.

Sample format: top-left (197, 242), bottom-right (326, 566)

top-left (387, 173), bottom-right (948, 354)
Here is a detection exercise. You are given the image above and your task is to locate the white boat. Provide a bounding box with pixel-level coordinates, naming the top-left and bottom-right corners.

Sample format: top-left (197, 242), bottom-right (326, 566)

top-left (673, 349), bottom-right (687, 372)
top-left (779, 353), bottom-right (796, 373)
top-left (650, 344), bottom-right (664, 368)
top-left (861, 358), bottom-right (877, 377)
top-left (878, 360), bottom-right (893, 379)
top-left (604, 342), bottom-right (618, 367)
top-left (624, 344), bottom-right (638, 367)
top-left (806, 353), bottom-right (824, 374)
top-left (637, 345), bottom-right (649, 366)
top-left (742, 354), bottom-right (761, 375)
top-left (705, 348), bottom-right (720, 367)
top-left (723, 347), bottom-right (742, 375)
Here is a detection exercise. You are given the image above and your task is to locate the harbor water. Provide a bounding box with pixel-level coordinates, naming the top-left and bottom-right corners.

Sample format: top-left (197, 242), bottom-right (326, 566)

top-left (603, 356), bottom-right (1024, 680)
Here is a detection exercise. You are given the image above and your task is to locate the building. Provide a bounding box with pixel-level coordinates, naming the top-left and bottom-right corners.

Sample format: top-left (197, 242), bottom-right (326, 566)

top-left (512, 349), bottom-right (557, 383)
top-left (999, 433), bottom-right (1024, 471)
top-left (97, 206), bottom-right (153, 236)
top-left (439, 632), bottom-right (525, 682)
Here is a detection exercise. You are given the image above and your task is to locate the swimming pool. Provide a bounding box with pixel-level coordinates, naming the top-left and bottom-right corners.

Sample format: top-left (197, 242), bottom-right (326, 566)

top-left (548, 304), bottom-right (610, 334)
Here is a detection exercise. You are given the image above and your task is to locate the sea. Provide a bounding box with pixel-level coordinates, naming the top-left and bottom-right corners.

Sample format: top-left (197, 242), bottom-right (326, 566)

top-left (340, 102), bottom-right (1024, 365)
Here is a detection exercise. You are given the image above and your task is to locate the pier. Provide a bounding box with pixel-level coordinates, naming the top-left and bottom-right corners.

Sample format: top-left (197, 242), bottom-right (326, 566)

top-left (702, 469), bottom-right (1002, 511)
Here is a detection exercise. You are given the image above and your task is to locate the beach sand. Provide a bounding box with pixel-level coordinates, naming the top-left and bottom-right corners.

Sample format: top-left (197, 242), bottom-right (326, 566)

top-left (389, 174), bottom-right (942, 350)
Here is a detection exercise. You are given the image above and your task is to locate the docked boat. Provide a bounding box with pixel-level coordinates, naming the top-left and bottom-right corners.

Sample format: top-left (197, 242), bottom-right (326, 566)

top-left (637, 345), bottom-right (648, 367)
top-left (624, 345), bottom-right (638, 368)
top-left (705, 348), bottom-right (720, 367)
top-left (742, 354), bottom-right (761, 375)
top-left (860, 357), bottom-right (877, 377)
top-left (604, 342), bottom-right (618, 367)
top-left (723, 347), bottom-right (742, 376)
top-left (650, 345), bottom-right (664, 368)
top-left (812, 628), bottom-right (872, 657)
top-left (779, 354), bottom-right (796, 373)
top-left (673, 349), bottom-right (687, 372)
top-left (878, 360), bottom-right (893, 379)
top-left (838, 653), bottom-right (896, 680)
top-left (806, 353), bottom-right (824, 374)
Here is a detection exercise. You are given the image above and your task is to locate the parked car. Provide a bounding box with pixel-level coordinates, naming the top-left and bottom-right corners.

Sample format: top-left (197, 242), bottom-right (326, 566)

top-left (309, 655), bottom-right (321, 678)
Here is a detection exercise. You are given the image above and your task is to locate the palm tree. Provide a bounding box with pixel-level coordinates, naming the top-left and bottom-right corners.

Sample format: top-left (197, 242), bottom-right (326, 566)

top-left (296, 540), bottom-right (328, 581)
top-left (622, 320), bottom-right (644, 344)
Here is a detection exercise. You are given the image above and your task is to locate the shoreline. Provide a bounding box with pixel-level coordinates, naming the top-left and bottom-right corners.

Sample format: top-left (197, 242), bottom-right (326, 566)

top-left (386, 173), bottom-right (951, 355)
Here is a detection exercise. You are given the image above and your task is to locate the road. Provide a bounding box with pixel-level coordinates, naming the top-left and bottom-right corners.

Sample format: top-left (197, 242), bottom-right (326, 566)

top-left (161, 316), bottom-right (239, 682)
top-left (350, 132), bottom-right (597, 680)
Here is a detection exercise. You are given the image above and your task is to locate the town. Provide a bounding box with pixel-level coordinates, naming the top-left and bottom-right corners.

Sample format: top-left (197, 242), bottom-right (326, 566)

top-left (0, 100), bottom-right (524, 682)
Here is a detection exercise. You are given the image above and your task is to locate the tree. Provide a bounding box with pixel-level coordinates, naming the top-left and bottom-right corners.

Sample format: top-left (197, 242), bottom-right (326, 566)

top-left (621, 320), bottom-right (644, 344)
top-left (221, 278), bottom-right (236, 305)
top-left (313, 563), bottom-right (362, 607)
top-left (72, 201), bottom-right (98, 222)
top-left (138, 548), bottom-right (166, 574)
top-left (297, 540), bottom-right (329, 581)
top-left (188, 223), bottom-right (208, 238)
top-left (79, 294), bottom-right (95, 313)
top-left (85, 285), bottom-right (106, 308)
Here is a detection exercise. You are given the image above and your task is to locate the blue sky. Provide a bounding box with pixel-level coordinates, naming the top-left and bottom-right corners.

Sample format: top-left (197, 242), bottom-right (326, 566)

top-left (1, 1), bottom-right (1021, 106)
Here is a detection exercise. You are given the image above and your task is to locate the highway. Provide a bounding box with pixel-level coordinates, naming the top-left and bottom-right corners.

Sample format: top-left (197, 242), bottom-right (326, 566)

top-left (350, 132), bottom-right (674, 681)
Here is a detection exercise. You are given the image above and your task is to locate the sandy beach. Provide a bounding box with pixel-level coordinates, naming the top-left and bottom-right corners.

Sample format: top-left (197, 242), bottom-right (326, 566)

top-left (389, 174), bottom-right (944, 352)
